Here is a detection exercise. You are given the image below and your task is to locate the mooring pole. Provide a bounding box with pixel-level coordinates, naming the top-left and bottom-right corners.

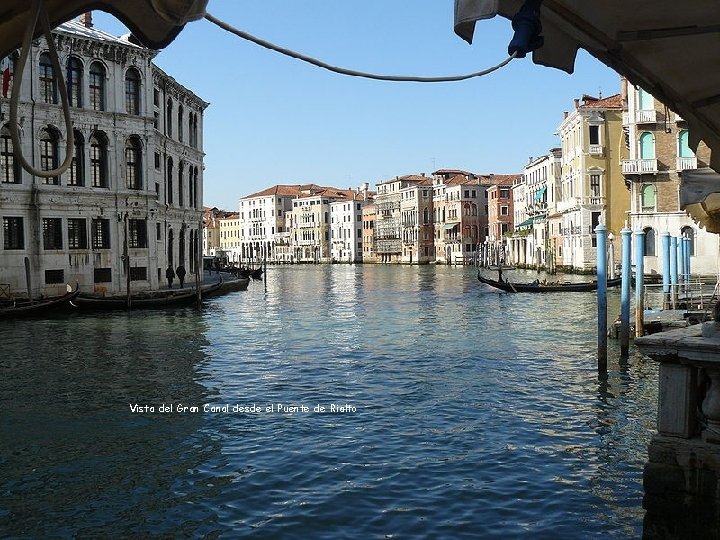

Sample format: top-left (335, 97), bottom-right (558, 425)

top-left (620, 226), bottom-right (632, 357)
top-left (634, 229), bottom-right (646, 337)
top-left (683, 236), bottom-right (691, 284)
top-left (596, 223), bottom-right (608, 372)
top-left (670, 236), bottom-right (678, 308)
top-left (661, 231), bottom-right (671, 309)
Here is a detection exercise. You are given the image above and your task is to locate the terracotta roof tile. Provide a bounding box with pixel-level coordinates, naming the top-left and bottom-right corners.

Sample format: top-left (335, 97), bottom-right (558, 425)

top-left (579, 93), bottom-right (623, 109)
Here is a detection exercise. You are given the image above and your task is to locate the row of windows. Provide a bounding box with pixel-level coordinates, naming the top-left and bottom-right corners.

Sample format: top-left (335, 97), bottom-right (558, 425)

top-left (158, 93), bottom-right (200, 148)
top-left (1, 216), bottom-right (148, 250)
top-left (0, 124), bottom-right (140, 188)
top-left (35, 52), bottom-right (141, 114)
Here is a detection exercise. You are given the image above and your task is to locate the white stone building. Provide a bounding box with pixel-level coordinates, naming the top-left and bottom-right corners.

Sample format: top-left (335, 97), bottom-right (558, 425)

top-left (330, 185), bottom-right (369, 263)
top-left (0, 15), bottom-right (207, 298)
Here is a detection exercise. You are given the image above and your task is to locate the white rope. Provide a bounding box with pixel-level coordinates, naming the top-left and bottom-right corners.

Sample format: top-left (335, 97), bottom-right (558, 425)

top-left (204, 12), bottom-right (517, 83)
top-left (10, 0), bottom-right (74, 178)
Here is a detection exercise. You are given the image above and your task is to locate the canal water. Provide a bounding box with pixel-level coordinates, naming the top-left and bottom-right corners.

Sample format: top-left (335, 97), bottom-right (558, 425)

top-left (0, 264), bottom-right (658, 539)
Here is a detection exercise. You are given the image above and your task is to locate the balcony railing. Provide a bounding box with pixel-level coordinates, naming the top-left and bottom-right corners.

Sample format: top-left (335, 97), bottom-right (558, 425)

top-left (636, 109), bottom-right (658, 124)
top-left (677, 156), bottom-right (697, 171)
top-left (622, 158), bottom-right (658, 174)
top-left (585, 196), bottom-right (605, 206)
top-left (588, 144), bottom-right (603, 155)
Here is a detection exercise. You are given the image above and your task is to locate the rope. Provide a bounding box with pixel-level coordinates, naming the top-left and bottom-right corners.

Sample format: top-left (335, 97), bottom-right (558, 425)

top-left (10, 0), bottom-right (74, 179)
top-left (204, 12), bottom-right (517, 83)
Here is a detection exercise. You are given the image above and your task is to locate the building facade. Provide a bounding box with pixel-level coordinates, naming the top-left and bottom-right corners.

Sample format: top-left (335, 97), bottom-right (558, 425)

top-left (556, 94), bottom-right (628, 271)
top-left (622, 81), bottom-right (717, 276)
top-left (0, 16), bottom-right (206, 298)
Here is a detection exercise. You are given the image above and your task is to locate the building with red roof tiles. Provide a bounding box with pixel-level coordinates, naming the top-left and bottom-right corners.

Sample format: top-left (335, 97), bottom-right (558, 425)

top-left (373, 174), bottom-right (433, 263)
top-left (432, 173), bottom-right (486, 264)
top-left (557, 92), bottom-right (628, 271)
top-left (485, 175), bottom-right (521, 262)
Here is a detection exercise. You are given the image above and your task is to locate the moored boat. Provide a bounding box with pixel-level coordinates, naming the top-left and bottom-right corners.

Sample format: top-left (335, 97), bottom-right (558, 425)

top-left (477, 271), bottom-right (622, 293)
top-left (0, 283), bottom-right (79, 318)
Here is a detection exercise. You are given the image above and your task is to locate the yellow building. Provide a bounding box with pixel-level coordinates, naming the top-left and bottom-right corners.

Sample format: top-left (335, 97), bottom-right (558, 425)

top-left (556, 94), bottom-right (629, 271)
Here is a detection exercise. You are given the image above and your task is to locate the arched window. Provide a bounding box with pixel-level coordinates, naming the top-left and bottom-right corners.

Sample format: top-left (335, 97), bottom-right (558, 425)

top-left (167, 157), bottom-right (174, 204)
top-left (125, 137), bottom-right (142, 189)
top-left (67, 56), bottom-right (83, 107)
top-left (89, 62), bottom-right (105, 111)
top-left (178, 105), bottom-right (184, 142)
top-left (678, 129), bottom-right (693, 158)
top-left (193, 166), bottom-right (199, 208)
top-left (643, 227), bottom-right (656, 257)
top-left (638, 87), bottom-right (653, 110)
top-left (681, 226), bottom-right (696, 256)
top-left (90, 132), bottom-right (108, 188)
top-left (125, 68), bottom-right (141, 115)
top-left (641, 184), bottom-right (656, 210)
top-left (39, 127), bottom-right (59, 184)
top-left (1, 125), bottom-right (19, 183)
top-left (166, 99), bottom-right (173, 138)
top-left (39, 52), bottom-right (56, 104)
top-left (178, 161), bottom-right (184, 207)
top-left (639, 132), bottom-right (655, 159)
top-left (69, 130), bottom-right (84, 186)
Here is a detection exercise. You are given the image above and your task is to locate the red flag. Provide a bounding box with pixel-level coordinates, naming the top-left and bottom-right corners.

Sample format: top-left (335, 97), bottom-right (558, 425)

top-left (1, 57), bottom-right (11, 98)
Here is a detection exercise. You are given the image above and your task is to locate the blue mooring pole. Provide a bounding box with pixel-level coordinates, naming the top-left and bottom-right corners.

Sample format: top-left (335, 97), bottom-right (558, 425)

top-left (683, 236), bottom-right (691, 283)
top-left (620, 226), bottom-right (632, 357)
top-left (634, 229), bottom-right (646, 337)
top-left (670, 236), bottom-right (678, 306)
top-left (596, 223), bottom-right (608, 372)
top-left (661, 232), bottom-right (671, 309)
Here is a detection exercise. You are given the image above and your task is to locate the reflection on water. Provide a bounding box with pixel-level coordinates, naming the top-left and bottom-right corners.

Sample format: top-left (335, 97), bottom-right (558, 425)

top-left (0, 265), bottom-right (658, 538)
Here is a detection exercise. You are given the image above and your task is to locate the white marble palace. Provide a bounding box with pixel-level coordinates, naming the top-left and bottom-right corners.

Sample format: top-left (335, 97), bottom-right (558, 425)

top-left (0, 14), bottom-right (207, 298)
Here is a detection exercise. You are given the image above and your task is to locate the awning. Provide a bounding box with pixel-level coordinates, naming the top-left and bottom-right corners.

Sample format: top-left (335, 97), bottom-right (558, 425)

top-left (443, 223), bottom-right (459, 230)
top-left (454, 0), bottom-right (720, 172)
top-left (515, 217), bottom-right (535, 230)
top-left (680, 168), bottom-right (720, 233)
top-left (534, 186), bottom-right (547, 201)
top-left (0, 0), bottom-right (208, 56)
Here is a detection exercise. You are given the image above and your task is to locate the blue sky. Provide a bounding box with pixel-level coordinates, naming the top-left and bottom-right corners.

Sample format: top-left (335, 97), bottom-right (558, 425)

top-left (93, 1), bottom-right (620, 209)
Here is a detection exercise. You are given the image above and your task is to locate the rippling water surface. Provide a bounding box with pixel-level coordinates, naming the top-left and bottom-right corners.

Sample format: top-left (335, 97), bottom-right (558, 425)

top-left (0, 265), bottom-right (658, 538)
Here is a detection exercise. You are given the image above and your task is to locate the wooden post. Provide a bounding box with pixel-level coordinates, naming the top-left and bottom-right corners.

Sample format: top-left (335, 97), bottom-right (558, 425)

top-left (196, 218), bottom-right (202, 310)
top-left (24, 256), bottom-right (32, 303)
top-left (124, 215), bottom-right (131, 310)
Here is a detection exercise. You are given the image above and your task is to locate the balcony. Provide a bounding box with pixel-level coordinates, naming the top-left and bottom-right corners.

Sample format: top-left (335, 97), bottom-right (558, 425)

top-left (585, 196), bottom-right (605, 207)
top-left (677, 156), bottom-right (698, 171)
top-left (588, 144), bottom-right (604, 155)
top-left (635, 109), bottom-right (658, 124)
top-left (622, 158), bottom-right (658, 175)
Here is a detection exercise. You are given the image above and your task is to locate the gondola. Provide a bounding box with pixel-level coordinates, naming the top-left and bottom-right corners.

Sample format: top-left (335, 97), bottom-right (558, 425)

top-left (0, 283), bottom-right (79, 318)
top-left (71, 279), bottom-right (223, 310)
top-left (477, 271), bottom-right (622, 293)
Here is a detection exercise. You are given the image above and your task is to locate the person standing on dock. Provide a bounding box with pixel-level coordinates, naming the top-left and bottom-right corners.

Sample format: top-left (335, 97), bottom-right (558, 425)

top-left (176, 265), bottom-right (186, 288)
top-left (166, 266), bottom-right (175, 288)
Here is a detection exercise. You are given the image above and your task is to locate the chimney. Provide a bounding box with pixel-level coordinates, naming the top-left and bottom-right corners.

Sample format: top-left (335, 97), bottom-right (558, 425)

top-left (563, 111), bottom-right (568, 119)
top-left (573, 98), bottom-right (580, 109)
top-left (80, 12), bottom-right (93, 28)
